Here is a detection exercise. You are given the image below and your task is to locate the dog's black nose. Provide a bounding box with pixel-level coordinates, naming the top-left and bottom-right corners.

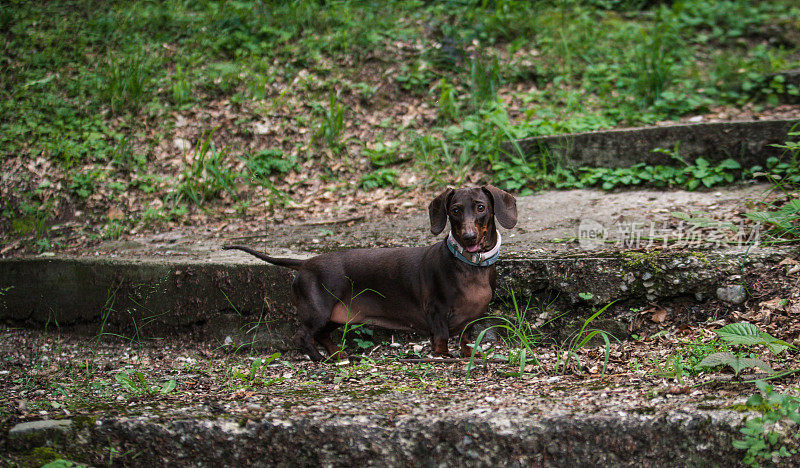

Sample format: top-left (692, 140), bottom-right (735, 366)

top-left (462, 231), bottom-right (477, 243)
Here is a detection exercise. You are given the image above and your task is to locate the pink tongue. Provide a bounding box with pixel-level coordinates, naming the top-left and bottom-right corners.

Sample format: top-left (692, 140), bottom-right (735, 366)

top-left (465, 244), bottom-right (481, 253)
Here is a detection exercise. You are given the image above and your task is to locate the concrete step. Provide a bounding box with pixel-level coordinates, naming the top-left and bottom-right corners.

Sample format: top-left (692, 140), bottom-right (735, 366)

top-left (7, 404), bottom-right (750, 467)
top-left (1, 184), bottom-right (790, 348)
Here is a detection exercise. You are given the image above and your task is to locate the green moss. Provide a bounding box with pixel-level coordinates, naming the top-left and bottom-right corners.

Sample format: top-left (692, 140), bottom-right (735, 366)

top-left (71, 415), bottom-right (96, 431)
top-left (26, 447), bottom-right (62, 467)
top-left (631, 406), bottom-right (656, 415)
top-left (697, 404), bottom-right (722, 410)
top-left (726, 403), bottom-right (754, 412)
top-left (345, 387), bottom-right (390, 400)
top-left (622, 251), bottom-right (666, 273)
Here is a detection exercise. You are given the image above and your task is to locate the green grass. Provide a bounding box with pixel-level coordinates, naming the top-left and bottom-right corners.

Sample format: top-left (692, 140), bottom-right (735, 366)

top-left (1, 0), bottom-right (799, 247)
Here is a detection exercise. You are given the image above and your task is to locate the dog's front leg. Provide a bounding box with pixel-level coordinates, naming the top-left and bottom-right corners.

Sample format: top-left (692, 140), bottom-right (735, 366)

top-left (459, 324), bottom-right (473, 358)
top-left (426, 305), bottom-right (451, 357)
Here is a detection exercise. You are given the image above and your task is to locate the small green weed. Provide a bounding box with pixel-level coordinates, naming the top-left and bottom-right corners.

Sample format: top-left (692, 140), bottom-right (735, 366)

top-left (553, 301), bottom-right (617, 376)
top-left (69, 168), bottom-right (104, 200)
top-left (467, 51), bottom-right (501, 111)
top-left (7, 202), bottom-right (51, 240)
top-left (109, 136), bottom-right (145, 173)
top-left (42, 459), bottom-right (86, 468)
top-left (115, 370), bottom-right (177, 396)
top-left (434, 78), bottom-right (459, 122)
top-left (335, 288), bottom-right (384, 359)
top-left (170, 64), bottom-right (193, 106)
top-left (314, 90), bottom-right (346, 152)
top-left (98, 50), bottom-right (155, 115)
top-left (242, 148), bottom-right (298, 180)
top-left (734, 380), bottom-right (800, 467)
top-left (364, 141), bottom-right (403, 168)
top-left (655, 338), bottom-right (731, 382)
top-left (746, 131), bottom-right (800, 242)
top-left (351, 327), bottom-right (375, 351)
top-left (396, 60), bottom-right (436, 95)
top-left (359, 169), bottom-right (398, 190)
top-left (173, 129), bottom-right (240, 204)
top-left (628, 7), bottom-right (679, 107)
top-left (465, 288), bottom-right (546, 378)
top-left (231, 353), bottom-right (284, 389)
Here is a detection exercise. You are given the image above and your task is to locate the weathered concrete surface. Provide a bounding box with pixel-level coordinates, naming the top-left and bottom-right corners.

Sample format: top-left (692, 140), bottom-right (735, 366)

top-left (0, 250), bottom-right (786, 346)
top-left (7, 419), bottom-right (73, 449)
top-left (4, 407), bottom-right (763, 467)
top-left (0, 183), bottom-right (792, 346)
top-left (0, 257), bottom-right (296, 348)
top-left (509, 119), bottom-right (798, 168)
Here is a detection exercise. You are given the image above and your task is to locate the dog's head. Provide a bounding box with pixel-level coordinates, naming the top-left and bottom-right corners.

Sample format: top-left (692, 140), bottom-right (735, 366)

top-left (428, 185), bottom-right (517, 253)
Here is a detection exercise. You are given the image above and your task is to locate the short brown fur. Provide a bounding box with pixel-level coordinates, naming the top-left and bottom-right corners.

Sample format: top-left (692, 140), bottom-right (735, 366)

top-left (224, 185), bottom-right (517, 361)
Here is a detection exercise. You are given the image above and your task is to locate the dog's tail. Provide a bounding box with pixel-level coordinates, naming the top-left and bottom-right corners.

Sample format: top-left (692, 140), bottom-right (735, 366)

top-left (223, 245), bottom-right (304, 270)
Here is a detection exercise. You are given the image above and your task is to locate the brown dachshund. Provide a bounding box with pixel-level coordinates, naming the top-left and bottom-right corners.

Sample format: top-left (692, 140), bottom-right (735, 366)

top-left (224, 185), bottom-right (517, 361)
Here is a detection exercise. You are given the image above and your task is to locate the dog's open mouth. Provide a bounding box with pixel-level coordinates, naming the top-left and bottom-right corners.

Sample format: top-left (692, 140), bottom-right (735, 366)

top-left (464, 239), bottom-right (483, 253)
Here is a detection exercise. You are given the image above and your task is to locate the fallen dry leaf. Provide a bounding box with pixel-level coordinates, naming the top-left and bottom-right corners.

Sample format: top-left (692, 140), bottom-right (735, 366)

top-left (651, 308), bottom-right (668, 323)
top-left (107, 206), bottom-right (124, 221)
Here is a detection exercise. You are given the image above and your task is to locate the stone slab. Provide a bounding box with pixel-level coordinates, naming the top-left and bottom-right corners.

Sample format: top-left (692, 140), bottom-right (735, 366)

top-left (509, 119), bottom-right (798, 168)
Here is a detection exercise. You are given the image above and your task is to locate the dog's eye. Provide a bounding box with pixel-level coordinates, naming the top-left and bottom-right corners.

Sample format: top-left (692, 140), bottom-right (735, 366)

top-left (451, 206), bottom-right (461, 215)
top-left (476, 203), bottom-right (485, 212)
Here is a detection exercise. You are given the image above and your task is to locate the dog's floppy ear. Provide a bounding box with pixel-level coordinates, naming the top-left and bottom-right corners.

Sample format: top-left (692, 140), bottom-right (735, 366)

top-left (482, 184), bottom-right (517, 229)
top-left (428, 187), bottom-right (454, 235)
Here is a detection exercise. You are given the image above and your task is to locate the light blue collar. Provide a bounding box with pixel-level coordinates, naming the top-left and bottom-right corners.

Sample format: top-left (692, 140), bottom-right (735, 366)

top-left (445, 230), bottom-right (501, 267)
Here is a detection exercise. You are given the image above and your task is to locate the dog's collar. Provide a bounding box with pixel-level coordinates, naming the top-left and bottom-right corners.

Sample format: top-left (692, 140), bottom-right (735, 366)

top-left (446, 230), bottom-right (501, 267)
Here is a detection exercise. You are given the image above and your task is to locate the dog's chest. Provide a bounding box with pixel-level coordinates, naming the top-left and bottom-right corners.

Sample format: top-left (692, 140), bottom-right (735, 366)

top-left (452, 271), bottom-right (493, 318)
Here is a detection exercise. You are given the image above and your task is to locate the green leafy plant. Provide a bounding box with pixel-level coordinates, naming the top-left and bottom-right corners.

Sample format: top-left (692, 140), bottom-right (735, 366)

top-left (364, 141), bottom-right (403, 168)
top-left (42, 459), bottom-right (86, 468)
top-left (69, 168), bottom-right (104, 200)
top-left (351, 327), bottom-right (375, 351)
top-left (232, 353), bottom-right (283, 388)
top-left (745, 131), bottom-right (800, 242)
top-left (170, 64), bottom-right (193, 106)
top-left (463, 341), bottom-right (509, 377)
top-left (8, 202), bottom-right (51, 240)
top-left (115, 370), bottom-right (177, 396)
top-left (434, 77), bottom-right (459, 122)
top-left (698, 322), bottom-right (795, 376)
top-left (734, 380), bottom-right (800, 467)
top-left (359, 168), bottom-right (398, 190)
top-left (467, 51), bottom-right (501, 111)
top-left (319, 280), bottom-right (386, 360)
top-left (243, 149), bottom-right (298, 180)
top-left (747, 199), bottom-right (800, 241)
top-left (110, 136), bottom-right (145, 172)
top-left (629, 7), bottom-right (679, 107)
top-left (395, 60), bottom-right (435, 95)
top-left (335, 289), bottom-right (384, 359)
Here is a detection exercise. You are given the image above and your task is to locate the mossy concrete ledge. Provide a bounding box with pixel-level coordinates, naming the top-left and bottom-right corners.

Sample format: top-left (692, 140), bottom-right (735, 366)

top-left (510, 119), bottom-right (798, 168)
top-left (4, 408), bottom-right (771, 466)
top-left (0, 256), bottom-right (297, 347)
top-left (0, 249), bottom-right (784, 345)
top-left (497, 249), bottom-right (784, 306)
